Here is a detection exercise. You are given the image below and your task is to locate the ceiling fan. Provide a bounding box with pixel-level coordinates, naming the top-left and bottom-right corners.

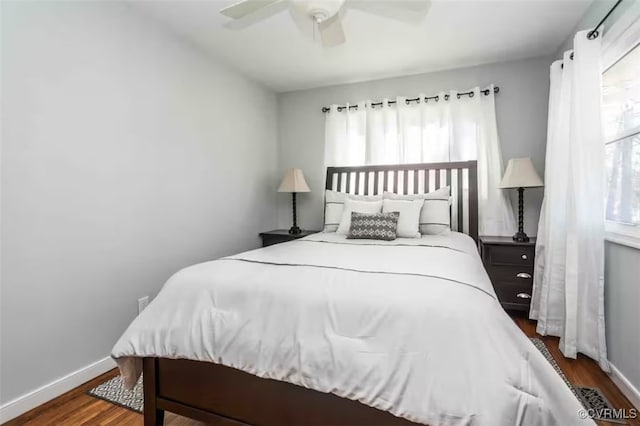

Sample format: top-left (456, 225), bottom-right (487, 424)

top-left (219, 0), bottom-right (431, 48)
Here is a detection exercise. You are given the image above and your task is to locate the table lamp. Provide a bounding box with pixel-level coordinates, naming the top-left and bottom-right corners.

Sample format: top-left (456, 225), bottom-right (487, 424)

top-left (499, 158), bottom-right (544, 242)
top-left (278, 168), bottom-right (311, 234)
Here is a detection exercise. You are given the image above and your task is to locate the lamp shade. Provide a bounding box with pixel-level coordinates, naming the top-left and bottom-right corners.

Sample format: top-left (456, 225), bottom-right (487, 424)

top-left (278, 168), bottom-right (310, 193)
top-left (499, 158), bottom-right (543, 189)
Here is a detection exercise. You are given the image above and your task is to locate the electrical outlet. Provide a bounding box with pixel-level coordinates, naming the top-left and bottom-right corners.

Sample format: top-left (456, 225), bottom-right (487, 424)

top-left (138, 296), bottom-right (149, 314)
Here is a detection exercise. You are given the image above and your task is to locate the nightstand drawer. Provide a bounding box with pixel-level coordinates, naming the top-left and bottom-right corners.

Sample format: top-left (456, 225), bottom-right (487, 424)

top-left (493, 281), bottom-right (533, 310)
top-left (486, 265), bottom-right (534, 283)
top-left (487, 245), bottom-right (534, 267)
top-left (480, 236), bottom-right (536, 312)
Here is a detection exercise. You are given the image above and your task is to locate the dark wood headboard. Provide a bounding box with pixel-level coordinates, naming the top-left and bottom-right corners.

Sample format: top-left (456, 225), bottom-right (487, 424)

top-left (325, 161), bottom-right (478, 243)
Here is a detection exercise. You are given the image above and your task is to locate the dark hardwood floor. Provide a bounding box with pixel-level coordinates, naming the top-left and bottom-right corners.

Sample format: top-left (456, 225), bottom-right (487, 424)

top-left (4, 314), bottom-right (638, 426)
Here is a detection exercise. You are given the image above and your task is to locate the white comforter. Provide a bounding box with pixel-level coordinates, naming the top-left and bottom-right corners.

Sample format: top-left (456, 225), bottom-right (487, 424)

top-left (112, 233), bottom-right (593, 426)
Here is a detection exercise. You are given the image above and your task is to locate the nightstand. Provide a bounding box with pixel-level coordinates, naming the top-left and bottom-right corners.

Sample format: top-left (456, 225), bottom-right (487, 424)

top-left (259, 229), bottom-right (319, 247)
top-left (479, 236), bottom-right (536, 311)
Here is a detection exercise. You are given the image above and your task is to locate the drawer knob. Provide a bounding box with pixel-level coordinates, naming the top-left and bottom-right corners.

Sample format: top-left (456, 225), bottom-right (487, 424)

top-left (516, 272), bottom-right (532, 279)
top-left (521, 254), bottom-right (528, 260)
top-left (517, 293), bottom-right (532, 299)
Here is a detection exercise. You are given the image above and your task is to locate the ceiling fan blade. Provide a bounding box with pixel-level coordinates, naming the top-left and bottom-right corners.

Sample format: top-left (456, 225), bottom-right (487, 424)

top-left (220, 0), bottom-right (281, 20)
top-left (348, 0), bottom-right (431, 25)
top-left (288, 3), bottom-right (316, 38)
top-left (319, 14), bottom-right (346, 47)
top-left (223, 0), bottom-right (289, 29)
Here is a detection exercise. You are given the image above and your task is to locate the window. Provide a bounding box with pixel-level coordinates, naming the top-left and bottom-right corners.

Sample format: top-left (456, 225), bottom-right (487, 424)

top-left (602, 15), bottom-right (640, 248)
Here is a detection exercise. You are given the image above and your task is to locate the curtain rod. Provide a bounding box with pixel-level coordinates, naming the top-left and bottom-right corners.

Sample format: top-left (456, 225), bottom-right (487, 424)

top-left (321, 86), bottom-right (499, 113)
top-left (587, 0), bottom-right (624, 40)
top-left (560, 0), bottom-right (621, 68)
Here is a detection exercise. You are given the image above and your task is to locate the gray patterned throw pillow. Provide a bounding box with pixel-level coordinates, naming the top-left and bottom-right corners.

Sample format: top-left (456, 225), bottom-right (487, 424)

top-left (347, 212), bottom-right (399, 241)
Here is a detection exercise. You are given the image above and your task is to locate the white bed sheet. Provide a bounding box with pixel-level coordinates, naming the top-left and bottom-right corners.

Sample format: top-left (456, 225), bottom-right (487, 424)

top-left (112, 232), bottom-right (592, 426)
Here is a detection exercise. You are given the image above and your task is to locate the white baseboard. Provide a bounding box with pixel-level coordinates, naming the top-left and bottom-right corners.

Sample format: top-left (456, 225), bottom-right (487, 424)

top-left (0, 356), bottom-right (116, 424)
top-left (609, 362), bottom-right (640, 410)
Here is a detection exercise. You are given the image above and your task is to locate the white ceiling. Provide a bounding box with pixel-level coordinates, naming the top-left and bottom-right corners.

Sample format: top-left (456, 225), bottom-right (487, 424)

top-left (128, 0), bottom-right (593, 92)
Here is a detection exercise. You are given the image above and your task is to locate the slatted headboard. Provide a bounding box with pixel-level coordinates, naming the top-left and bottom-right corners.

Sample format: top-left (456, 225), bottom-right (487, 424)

top-left (325, 161), bottom-right (478, 243)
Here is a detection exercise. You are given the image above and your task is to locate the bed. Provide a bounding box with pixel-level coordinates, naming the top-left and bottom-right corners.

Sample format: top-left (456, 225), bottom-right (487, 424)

top-left (112, 161), bottom-right (592, 426)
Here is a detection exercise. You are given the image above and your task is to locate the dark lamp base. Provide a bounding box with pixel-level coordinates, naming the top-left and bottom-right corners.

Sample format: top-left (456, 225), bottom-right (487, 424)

top-left (513, 187), bottom-right (530, 243)
top-left (288, 226), bottom-right (302, 235)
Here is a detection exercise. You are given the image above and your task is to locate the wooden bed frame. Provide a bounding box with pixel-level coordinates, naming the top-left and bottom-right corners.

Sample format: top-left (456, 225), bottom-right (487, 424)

top-left (143, 161), bottom-right (479, 426)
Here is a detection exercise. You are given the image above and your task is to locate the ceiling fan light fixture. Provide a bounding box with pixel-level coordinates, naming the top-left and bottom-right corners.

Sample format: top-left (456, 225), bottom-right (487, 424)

top-left (310, 9), bottom-right (329, 23)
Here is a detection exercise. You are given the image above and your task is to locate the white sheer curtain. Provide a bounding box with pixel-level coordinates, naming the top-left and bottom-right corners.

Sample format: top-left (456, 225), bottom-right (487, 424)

top-left (531, 31), bottom-right (609, 371)
top-left (324, 101), bottom-right (367, 167)
top-left (324, 85), bottom-right (516, 236)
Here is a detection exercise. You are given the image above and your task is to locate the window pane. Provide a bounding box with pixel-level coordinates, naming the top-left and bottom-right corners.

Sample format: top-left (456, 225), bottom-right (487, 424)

top-left (602, 43), bottom-right (640, 141)
top-left (605, 134), bottom-right (640, 224)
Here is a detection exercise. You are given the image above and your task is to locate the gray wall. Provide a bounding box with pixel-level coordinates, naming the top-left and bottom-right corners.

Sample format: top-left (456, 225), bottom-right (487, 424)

top-left (276, 56), bottom-right (551, 235)
top-left (557, 0), bottom-right (640, 399)
top-left (605, 242), bottom-right (640, 391)
top-left (0, 1), bottom-right (277, 404)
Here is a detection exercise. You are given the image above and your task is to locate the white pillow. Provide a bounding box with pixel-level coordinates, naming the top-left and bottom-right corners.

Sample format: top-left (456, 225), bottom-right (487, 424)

top-left (420, 197), bottom-right (451, 235)
top-left (384, 187), bottom-right (450, 200)
top-left (382, 199), bottom-right (423, 238)
top-left (384, 187), bottom-right (451, 235)
top-left (324, 190), bottom-right (382, 232)
top-left (336, 198), bottom-right (383, 235)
